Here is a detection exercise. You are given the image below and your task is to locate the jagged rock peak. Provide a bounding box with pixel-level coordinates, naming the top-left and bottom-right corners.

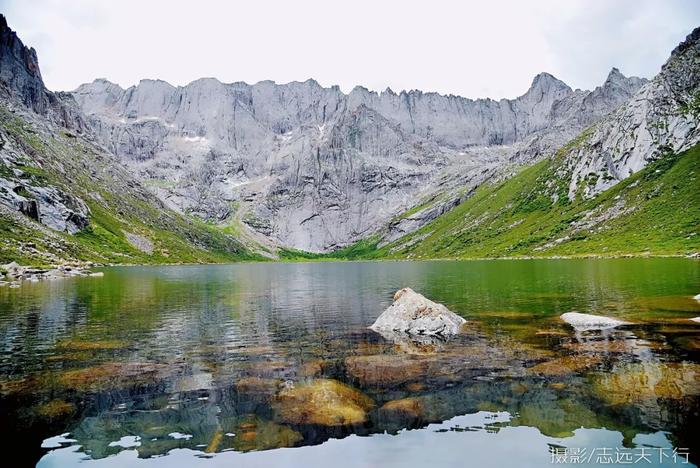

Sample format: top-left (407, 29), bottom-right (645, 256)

top-left (563, 26), bottom-right (700, 200)
top-left (0, 13), bottom-right (45, 110)
top-left (669, 26), bottom-right (700, 58)
top-left (528, 72), bottom-right (572, 93)
top-left (0, 14), bottom-right (87, 130)
top-left (606, 67), bottom-right (624, 81)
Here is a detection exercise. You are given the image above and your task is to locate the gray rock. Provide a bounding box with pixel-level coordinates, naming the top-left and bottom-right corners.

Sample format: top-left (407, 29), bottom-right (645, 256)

top-left (0, 15), bottom-right (86, 130)
top-left (71, 63), bottom-right (646, 252)
top-left (124, 231), bottom-right (154, 254)
top-left (561, 27), bottom-right (700, 199)
top-left (2, 261), bottom-right (23, 277)
top-left (560, 312), bottom-right (630, 331)
top-left (370, 287), bottom-right (466, 337)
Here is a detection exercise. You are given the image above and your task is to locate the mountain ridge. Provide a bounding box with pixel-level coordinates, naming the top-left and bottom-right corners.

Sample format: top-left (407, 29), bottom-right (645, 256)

top-left (0, 15), bottom-right (260, 266)
top-left (1, 13), bottom-right (697, 264)
top-left (72, 59), bottom-right (646, 252)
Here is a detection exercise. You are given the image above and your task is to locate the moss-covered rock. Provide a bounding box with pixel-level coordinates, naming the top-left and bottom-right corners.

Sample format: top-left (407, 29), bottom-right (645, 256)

top-left (273, 379), bottom-right (374, 426)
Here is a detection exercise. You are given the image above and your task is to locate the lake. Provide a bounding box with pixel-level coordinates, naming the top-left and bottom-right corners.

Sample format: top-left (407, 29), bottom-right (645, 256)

top-left (1, 258), bottom-right (699, 467)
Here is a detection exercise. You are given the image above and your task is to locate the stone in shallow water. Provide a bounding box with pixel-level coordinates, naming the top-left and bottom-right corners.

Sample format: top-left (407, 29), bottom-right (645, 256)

top-left (234, 377), bottom-right (282, 398)
top-left (55, 339), bottom-right (126, 351)
top-left (345, 354), bottom-right (429, 387)
top-left (231, 415), bottom-right (302, 452)
top-left (592, 362), bottom-right (700, 405)
top-left (379, 397), bottom-right (425, 422)
top-left (56, 362), bottom-right (166, 391)
top-left (35, 399), bottom-right (76, 419)
top-left (560, 312), bottom-right (630, 331)
top-left (272, 379), bottom-right (374, 426)
top-left (526, 354), bottom-right (604, 376)
top-left (370, 288), bottom-right (466, 337)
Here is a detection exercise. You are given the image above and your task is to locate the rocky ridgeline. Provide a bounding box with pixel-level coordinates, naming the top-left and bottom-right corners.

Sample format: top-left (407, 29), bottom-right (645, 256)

top-left (0, 16), bottom-right (86, 131)
top-left (0, 261), bottom-right (103, 287)
top-left (0, 16), bottom-right (93, 235)
top-left (71, 56), bottom-right (646, 252)
top-left (560, 27), bottom-right (700, 199)
top-left (2, 12), bottom-right (698, 257)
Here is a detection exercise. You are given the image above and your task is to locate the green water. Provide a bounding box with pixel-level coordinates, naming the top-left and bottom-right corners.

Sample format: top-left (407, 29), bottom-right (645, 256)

top-left (1, 258), bottom-right (699, 467)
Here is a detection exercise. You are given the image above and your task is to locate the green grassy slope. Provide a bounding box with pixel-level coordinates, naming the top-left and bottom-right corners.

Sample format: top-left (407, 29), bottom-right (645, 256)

top-left (338, 143), bottom-right (700, 260)
top-left (0, 106), bottom-right (261, 266)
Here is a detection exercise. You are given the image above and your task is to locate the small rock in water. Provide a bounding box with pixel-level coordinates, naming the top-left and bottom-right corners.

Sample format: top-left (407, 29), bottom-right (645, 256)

top-left (560, 312), bottom-right (630, 331)
top-left (370, 288), bottom-right (466, 337)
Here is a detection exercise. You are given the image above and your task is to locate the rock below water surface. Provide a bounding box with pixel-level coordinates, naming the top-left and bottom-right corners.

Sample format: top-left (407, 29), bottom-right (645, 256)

top-left (272, 379), bottom-right (374, 426)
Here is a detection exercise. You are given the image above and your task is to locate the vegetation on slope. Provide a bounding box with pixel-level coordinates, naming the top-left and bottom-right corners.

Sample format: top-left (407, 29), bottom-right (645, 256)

top-left (329, 143), bottom-right (700, 260)
top-left (0, 106), bottom-right (261, 266)
top-left (2, 101), bottom-right (697, 267)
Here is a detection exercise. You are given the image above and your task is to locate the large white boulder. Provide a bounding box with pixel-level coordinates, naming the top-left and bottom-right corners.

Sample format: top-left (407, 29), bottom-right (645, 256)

top-left (561, 312), bottom-right (630, 331)
top-left (370, 288), bottom-right (466, 337)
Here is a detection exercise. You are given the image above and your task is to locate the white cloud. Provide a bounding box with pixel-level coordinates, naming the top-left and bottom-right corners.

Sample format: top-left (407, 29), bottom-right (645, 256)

top-left (2, 0), bottom-right (699, 98)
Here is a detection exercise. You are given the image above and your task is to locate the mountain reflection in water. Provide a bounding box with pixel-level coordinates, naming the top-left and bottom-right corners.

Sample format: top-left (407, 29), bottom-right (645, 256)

top-left (0, 259), bottom-right (698, 467)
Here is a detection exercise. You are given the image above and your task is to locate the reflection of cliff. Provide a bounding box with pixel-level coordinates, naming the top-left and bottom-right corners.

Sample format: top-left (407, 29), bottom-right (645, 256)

top-left (1, 261), bottom-right (699, 466)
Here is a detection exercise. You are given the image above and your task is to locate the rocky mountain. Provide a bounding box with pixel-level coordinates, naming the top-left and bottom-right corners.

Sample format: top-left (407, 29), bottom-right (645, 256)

top-left (362, 28), bottom-right (700, 260)
top-left (0, 15), bottom-right (256, 266)
top-left (559, 28), bottom-right (700, 199)
top-left (72, 59), bottom-right (646, 252)
top-left (3, 11), bottom-right (694, 263)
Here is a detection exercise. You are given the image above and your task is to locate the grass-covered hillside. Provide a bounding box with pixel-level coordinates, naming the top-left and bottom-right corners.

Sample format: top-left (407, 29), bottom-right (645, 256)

top-left (0, 105), bottom-right (262, 267)
top-left (336, 143), bottom-right (700, 260)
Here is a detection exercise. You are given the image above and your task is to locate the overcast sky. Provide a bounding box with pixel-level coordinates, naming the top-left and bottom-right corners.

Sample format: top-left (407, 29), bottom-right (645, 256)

top-left (2, 0), bottom-right (699, 98)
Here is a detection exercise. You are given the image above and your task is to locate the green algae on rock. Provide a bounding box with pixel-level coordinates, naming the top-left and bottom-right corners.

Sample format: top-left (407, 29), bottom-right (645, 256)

top-left (56, 362), bottom-right (166, 391)
top-left (231, 415), bottom-right (303, 452)
top-left (592, 362), bottom-right (700, 405)
top-left (273, 379), bottom-right (374, 426)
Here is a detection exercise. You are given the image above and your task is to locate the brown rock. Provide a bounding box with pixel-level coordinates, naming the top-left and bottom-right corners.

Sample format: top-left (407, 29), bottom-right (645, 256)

top-left (273, 379), bottom-right (374, 426)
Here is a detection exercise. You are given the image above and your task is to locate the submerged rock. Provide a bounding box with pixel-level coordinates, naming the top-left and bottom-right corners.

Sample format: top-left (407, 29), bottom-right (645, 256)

top-left (35, 399), bottom-right (76, 419)
top-left (55, 339), bottom-right (126, 351)
top-left (272, 379), bottom-right (374, 426)
top-left (370, 288), bottom-right (466, 337)
top-left (56, 362), bottom-right (166, 391)
top-left (527, 354), bottom-right (604, 376)
top-left (592, 362), bottom-right (700, 405)
top-left (346, 354), bottom-right (429, 387)
top-left (560, 312), bottom-right (630, 331)
top-left (234, 377), bottom-right (283, 398)
top-left (379, 397), bottom-right (424, 422)
top-left (231, 415), bottom-right (302, 452)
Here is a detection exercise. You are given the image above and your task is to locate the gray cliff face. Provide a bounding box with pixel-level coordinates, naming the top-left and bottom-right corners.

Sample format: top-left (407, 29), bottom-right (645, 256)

top-left (561, 27), bottom-right (700, 199)
top-left (0, 16), bottom-right (91, 234)
top-left (0, 16), bottom-right (86, 132)
top-left (71, 60), bottom-right (646, 252)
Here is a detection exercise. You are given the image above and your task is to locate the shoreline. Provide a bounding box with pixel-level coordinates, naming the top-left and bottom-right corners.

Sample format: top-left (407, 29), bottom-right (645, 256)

top-left (2, 251), bottom-right (697, 285)
top-left (0, 262), bottom-right (104, 288)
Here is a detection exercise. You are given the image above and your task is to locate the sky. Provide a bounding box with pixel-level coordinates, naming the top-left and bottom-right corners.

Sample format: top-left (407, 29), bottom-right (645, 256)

top-left (2, 0), bottom-right (699, 99)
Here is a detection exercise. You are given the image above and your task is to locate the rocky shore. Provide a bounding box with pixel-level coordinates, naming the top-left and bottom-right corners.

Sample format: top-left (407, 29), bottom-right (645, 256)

top-left (0, 262), bottom-right (104, 288)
